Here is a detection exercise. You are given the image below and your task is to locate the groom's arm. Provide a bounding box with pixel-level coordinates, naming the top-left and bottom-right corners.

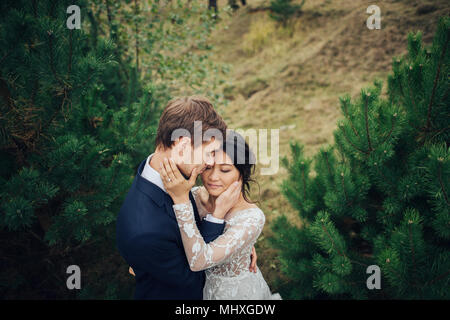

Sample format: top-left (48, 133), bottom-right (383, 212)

top-left (124, 233), bottom-right (204, 288)
top-left (198, 218), bottom-right (225, 243)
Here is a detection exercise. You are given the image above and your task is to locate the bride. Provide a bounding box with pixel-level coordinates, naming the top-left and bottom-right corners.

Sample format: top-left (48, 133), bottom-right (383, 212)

top-left (159, 131), bottom-right (281, 300)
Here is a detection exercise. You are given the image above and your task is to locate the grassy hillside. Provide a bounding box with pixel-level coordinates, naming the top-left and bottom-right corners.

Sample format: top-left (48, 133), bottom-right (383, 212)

top-left (208, 0), bottom-right (450, 291)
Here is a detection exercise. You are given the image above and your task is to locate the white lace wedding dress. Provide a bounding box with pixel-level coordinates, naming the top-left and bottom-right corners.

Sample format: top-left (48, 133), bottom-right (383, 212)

top-left (172, 186), bottom-right (282, 300)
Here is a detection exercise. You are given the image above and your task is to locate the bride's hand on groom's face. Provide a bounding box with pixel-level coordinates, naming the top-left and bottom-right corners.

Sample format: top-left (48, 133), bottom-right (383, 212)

top-left (160, 158), bottom-right (199, 204)
top-left (212, 180), bottom-right (242, 220)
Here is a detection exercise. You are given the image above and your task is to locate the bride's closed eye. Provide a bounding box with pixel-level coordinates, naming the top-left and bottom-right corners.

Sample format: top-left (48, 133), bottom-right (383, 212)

top-left (204, 167), bottom-right (230, 173)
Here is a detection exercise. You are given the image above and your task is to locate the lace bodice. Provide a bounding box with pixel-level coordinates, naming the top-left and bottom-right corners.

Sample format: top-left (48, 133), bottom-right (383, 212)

top-left (172, 187), bottom-right (265, 276)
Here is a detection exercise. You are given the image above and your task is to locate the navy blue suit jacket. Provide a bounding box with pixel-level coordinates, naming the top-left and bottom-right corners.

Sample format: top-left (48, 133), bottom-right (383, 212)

top-left (116, 159), bottom-right (225, 300)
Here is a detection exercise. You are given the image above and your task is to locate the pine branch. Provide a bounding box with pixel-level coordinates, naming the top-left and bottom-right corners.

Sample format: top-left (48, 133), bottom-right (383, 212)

top-left (424, 269), bottom-right (450, 287)
top-left (47, 31), bottom-right (64, 87)
top-left (301, 167), bottom-right (306, 200)
top-left (103, 0), bottom-right (128, 82)
top-left (134, 0), bottom-right (140, 74)
top-left (398, 76), bottom-right (405, 100)
top-left (30, 79), bottom-right (38, 109)
top-left (324, 152), bottom-right (336, 188)
top-left (425, 32), bottom-right (449, 132)
top-left (40, 87), bottom-right (70, 137)
top-left (341, 127), bottom-right (370, 155)
top-left (0, 77), bottom-right (13, 109)
top-left (408, 223), bottom-right (418, 287)
top-left (320, 223), bottom-right (368, 268)
top-left (342, 100), bottom-right (359, 136)
top-left (68, 30), bottom-right (73, 76)
top-left (348, 258), bottom-right (369, 268)
top-left (335, 141), bottom-right (347, 164)
top-left (74, 74), bottom-right (96, 90)
top-left (428, 126), bottom-right (449, 143)
top-left (407, 119), bottom-right (422, 132)
top-left (442, 87), bottom-right (449, 105)
top-left (379, 113), bottom-right (397, 146)
top-left (105, 0), bottom-right (115, 40)
top-left (340, 172), bottom-right (350, 206)
top-left (0, 48), bottom-right (12, 66)
top-left (406, 73), bottom-right (423, 132)
top-left (87, 9), bottom-right (98, 47)
top-left (364, 96), bottom-right (373, 152)
top-left (321, 224), bottom-right (344, 257)
top-left (407, 72), bottom-right (419, 114)
top-left (374, 163), bottom-right (396, 191)
top-left (72, 239), bottom-right (97, 252)
top-left (31, 0), bottom-right (37, 17)
top-left (384, 260), bottom-right (404, 286)
top-left (438, 161), bottom-right (449, 206)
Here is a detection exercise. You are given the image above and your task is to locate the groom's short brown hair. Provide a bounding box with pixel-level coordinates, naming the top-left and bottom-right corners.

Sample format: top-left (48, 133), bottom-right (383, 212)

top-left (155, 96), bottom-right (227, 149)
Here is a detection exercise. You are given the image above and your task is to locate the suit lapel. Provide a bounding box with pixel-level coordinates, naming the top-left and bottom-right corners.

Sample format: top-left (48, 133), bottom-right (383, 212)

top-left (135, 158), bottom-right (200, 224)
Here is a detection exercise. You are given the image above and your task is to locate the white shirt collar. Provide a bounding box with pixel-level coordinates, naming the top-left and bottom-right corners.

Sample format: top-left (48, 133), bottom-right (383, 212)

top-left (141, 153), bottom-right (166, 193)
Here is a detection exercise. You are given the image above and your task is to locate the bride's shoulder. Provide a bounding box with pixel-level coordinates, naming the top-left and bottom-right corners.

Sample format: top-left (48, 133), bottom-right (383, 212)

top-left (247, 205), bottom-right (265, 219)
top-left (244, 203), bottom-right (262, 212)
top-left (229, 202), bottom-right (259, 213)
top-left (230, 204), bottom-right (265, 222)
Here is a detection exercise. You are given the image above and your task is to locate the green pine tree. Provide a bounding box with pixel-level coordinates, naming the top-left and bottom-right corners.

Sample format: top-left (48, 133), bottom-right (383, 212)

top-left (269, 0), bottom-right (305, 27)
top-left (270, 17), bottom-right (449, 299)
top-left (0, 0), bottom-right (222, 299)
top-left (0, 0), bottom-right (152, 299)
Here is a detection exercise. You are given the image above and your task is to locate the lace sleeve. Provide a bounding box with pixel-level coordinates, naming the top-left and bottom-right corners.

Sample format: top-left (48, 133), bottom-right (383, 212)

top-left (191, 186), bottom-right (209, 219)
top-left (173, 202), bottom-right (265, 271)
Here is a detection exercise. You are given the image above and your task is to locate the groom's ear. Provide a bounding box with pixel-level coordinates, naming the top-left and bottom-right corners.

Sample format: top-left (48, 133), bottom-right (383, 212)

top-left (175, 136), bottom-right (192, 158)
top-left (180, 136), bottom-right (192, 151)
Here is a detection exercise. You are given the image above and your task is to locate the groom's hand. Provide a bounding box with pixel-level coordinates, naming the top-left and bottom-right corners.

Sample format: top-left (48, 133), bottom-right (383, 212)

top-left (160, 158), bottom-right (199, 204)
top-left (249, 246), bottom-right (258, 273)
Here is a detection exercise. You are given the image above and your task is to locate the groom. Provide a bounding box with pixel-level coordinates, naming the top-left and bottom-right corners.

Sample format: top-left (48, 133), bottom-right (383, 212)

top-left (116, 96), bottom-right (255, 300)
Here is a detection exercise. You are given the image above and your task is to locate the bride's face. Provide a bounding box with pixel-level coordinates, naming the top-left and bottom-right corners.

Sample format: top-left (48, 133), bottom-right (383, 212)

top-left (201, 150), bottom-right (241, 197)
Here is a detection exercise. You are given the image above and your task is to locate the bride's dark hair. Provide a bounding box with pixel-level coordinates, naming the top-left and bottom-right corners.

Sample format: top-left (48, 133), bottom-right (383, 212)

top-left (222, 130), bottom-right (260, 204)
